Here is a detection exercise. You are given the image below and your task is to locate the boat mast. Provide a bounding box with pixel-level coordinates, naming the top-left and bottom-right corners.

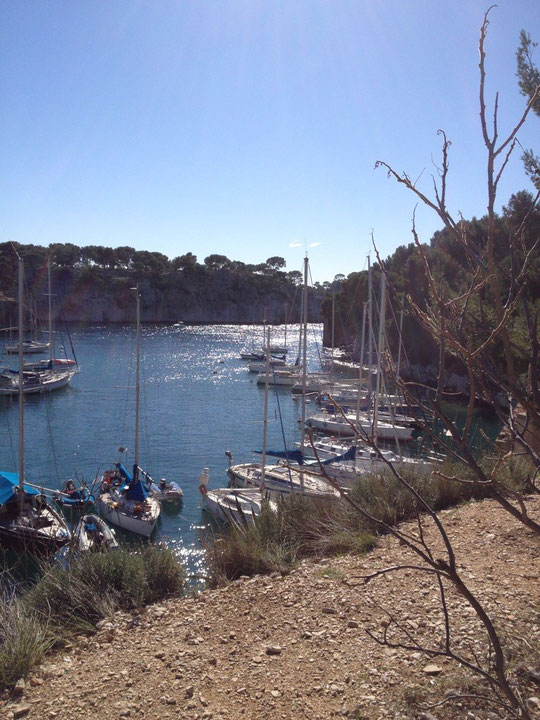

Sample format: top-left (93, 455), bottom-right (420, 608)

top-left (396, 299), bottom-right (404, 393)
top-left (283, 302), bottom-right (287, 353)
top-left (134, 286), bottom-right (141, 481)
top-left (260, 325), bottom-right (271, 492)
top-left (356, 302), bottom-right (367, 425)
top-left (373, 272), bottom-right (386, 446)
top-left (300, 255), bottom-right (308, 492)
top-left (296, 275), bottom-right (304, 365)
top-left (48, 257), bottom-right (53, 364)
top-left (367, 256), bottom-right (373, 431)
top-left (330, 291), bottom-right (335, 385)
top-left (18, 257), bottom-right (25, 506)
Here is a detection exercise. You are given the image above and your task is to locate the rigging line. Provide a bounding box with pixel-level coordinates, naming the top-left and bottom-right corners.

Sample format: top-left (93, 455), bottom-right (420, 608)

top-left (117, 327), bottom-right (135, 456)
top-left (385, 295), bottom-right (432, 430)
top-left (305, 266), bottom-right (325, 370)
top-left (141, 346), bottom-right (152, 472)
top-left (5, 395), bottom-right (16, 468)
top-left (272, 368), bottom-right (294, 489)
top-left (62, 314), bottom-right (78, 364)
top-left (44, 393), bottom-right (60, 481)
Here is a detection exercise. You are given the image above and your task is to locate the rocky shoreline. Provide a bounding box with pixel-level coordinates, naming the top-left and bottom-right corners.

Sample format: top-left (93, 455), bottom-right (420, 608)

top-left (3, 496), bottom-right (538, 720)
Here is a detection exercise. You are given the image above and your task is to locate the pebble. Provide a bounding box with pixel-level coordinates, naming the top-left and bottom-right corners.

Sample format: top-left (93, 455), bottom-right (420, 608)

top-left (423, 664), bottom-right (443, 676)
top-left (266, 646), bottom-right (282, 656)
top-left (12, 706), bottom-right (31, 719)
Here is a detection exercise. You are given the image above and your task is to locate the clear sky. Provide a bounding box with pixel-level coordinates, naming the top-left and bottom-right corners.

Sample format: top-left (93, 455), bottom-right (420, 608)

top-left (1, 1), bottom-right (539, 282)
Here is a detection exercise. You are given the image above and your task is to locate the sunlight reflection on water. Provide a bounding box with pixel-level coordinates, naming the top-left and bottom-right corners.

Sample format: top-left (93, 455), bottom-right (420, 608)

top-left (0, 323), bottom-right (325, 575)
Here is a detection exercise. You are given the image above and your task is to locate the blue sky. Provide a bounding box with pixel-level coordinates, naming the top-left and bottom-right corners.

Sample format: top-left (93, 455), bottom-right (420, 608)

top-left (1, 0), bottom-right (539, 282)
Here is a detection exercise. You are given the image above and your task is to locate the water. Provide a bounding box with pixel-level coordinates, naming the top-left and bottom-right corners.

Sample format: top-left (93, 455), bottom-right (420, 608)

top-left (0, 323), bottom-right (326, 574)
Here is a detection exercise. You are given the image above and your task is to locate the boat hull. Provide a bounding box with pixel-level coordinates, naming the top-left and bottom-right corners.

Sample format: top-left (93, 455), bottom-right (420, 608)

top-left (0, 506), bottom-right (70, 553)
top-left (0, 370), bottom-right (75, 396)
top-left (305, 414), bottom-right (413, 440)
top-left (228, 463), bottom-right (339, 499)
top-left (204, 488), bottom-right (268, 526)
top-left (96, 494), bottom-right (160, 538)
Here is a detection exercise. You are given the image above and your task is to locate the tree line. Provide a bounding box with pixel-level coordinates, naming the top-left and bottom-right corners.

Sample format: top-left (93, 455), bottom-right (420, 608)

top-left (324, 189), bottom-right (539, 378)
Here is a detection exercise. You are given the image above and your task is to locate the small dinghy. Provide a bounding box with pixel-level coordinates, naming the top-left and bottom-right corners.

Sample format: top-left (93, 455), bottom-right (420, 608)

top-left (55, 514), bottom-right (118, 563)
top-left (139, 469), bottom-right (183, 502)
top-left (74, 514), bottom-right (118, 552)
top-left (54, 480), bottom-right (94, 510)
top-left (147, 479), bottom-right (183, 502)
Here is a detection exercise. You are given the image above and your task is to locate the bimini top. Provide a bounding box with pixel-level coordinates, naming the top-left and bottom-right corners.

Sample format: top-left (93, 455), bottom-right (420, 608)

top-left (0, 471), bottom-right (41, 506)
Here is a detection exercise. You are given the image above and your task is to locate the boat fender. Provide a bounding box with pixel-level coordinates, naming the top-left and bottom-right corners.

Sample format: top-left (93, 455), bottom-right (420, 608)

top-left (198, 483), bottom-right (208, 496)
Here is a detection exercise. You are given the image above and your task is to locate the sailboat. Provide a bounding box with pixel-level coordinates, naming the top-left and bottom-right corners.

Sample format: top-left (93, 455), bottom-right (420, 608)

top-left (0, 259), bottom-right (78, 395)
top-left (230, 257), bottom-right (340, 500)
top-left (0, 256), bottom-right (71, 552)
top-left (5, 340), bottom-right (48, 354)
top-left (96, 288), bottom-right (161, 538)
top-left (203, 328), bottom-right (280, 524)
top-left (199, 467), bottom-right (276, 526)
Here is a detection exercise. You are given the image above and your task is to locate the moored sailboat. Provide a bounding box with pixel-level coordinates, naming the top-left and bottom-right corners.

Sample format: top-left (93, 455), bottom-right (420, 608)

top-left (96, 288), bottom-right (162, 538)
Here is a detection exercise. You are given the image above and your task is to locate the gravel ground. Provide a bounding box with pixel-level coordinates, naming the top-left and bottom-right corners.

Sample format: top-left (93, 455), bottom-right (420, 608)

top-left (3, 496), bottom-right (539, 720)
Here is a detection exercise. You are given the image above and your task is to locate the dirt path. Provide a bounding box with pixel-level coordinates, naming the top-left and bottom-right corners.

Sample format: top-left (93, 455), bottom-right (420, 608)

top-left (4, 496), bottom-right (539, 720)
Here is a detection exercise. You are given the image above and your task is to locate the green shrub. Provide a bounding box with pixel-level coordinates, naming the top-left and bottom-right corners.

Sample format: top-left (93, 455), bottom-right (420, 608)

top-left (23, 546), bottom-right (185, 636)
top-left (0, 598), bottom-right (54, 690)
top-left (206, 452), bottom-right (530, 584)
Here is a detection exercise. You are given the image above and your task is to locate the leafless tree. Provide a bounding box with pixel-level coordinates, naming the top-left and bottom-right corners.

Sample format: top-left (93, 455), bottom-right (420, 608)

top-left (307, 8), bottom-right (539, 717)
top-left (374, 5), bottom-right (539, 534)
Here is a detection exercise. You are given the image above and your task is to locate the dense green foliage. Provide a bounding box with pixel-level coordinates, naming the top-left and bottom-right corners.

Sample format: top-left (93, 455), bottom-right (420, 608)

top-left (322, 190), bottom-right (540, 375)
top-left (0, 243), bottom-right (326, 324)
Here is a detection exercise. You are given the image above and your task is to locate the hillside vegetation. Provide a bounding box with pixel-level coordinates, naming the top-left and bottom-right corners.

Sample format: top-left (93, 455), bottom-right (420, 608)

top-left (0, 246), bottom-right (323, 324)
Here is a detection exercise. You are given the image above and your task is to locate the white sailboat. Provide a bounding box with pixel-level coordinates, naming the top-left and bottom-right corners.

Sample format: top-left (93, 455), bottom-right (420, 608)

top-left (0, 259), bottom-right (78, 395)
top-left (96, 288), bottom-right (161, 538)
top-left (5, 339), bottom-right (49, 354)
top-left (199, 468), bottom-right (276, 526)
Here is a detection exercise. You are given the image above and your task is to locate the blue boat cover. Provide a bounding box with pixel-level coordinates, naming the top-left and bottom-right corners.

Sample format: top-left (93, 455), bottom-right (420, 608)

top-left (116, 463), bottom-right (134, 483)
top-left (125, 479), bottom-right (149, 502)
top-left (254, 449), bottom-right (305, 464)
top-left (254, 445), bottom-right (356, 466)
top-left (0, 471), bottom-right (41, 506)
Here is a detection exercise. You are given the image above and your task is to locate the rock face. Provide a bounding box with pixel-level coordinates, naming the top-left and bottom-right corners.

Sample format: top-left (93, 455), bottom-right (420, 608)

top-left (8, 267), bottom-right (322, 326)
top-left (58, 272), bottom-right (306, 325)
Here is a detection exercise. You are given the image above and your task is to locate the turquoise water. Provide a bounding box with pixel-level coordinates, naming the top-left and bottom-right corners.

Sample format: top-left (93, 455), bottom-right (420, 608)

top-left (0, 323), bottom-right (326, 573)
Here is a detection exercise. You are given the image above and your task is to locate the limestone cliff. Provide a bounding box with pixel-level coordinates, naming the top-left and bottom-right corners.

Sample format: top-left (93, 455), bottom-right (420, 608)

top-left (9, 266), bottom-right (321, 325)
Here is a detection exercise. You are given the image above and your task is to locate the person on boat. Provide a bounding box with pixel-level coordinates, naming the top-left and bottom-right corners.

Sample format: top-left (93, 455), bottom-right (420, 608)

top-left (159, 478), bottom-right (167, 491)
